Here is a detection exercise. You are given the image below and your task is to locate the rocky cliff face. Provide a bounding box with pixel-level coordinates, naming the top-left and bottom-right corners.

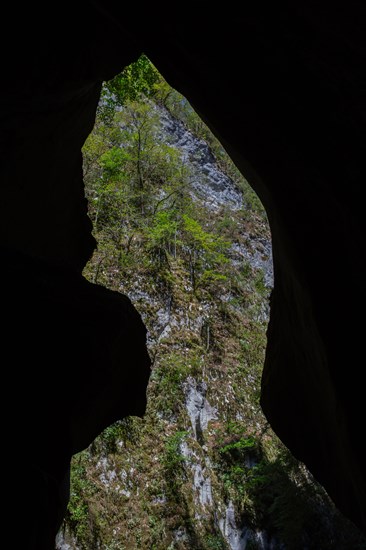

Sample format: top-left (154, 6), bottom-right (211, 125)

top-left (58, 93), bottom-right (366, 549)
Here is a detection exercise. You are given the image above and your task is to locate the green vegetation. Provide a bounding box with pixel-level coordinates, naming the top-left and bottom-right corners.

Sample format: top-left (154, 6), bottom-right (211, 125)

top-left (61, 56), bottom-right (366, 550)
top-left (65, 451), bottom-right (98, 546)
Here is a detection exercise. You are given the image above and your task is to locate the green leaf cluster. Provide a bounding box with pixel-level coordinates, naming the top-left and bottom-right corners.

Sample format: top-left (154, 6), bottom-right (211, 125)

top-left (98, 53), bottom-right (161, 122)
top-left (65, 451), bottom-right (96, 545)
top-left (218, 436), bottom-right (256, 455)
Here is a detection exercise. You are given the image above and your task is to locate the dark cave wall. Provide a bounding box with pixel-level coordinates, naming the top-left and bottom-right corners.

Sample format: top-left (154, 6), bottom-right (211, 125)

top-left (1, 1), bottom-right (365, 545)
top-left (1, 6), bottom-right (151, 548)
top-left (139, 2), bottom-right (366, 531)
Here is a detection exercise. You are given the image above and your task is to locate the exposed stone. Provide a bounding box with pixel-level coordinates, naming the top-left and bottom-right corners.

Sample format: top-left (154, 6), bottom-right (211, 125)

top-left (157, 103), bottom-right (243, 210)
top-left (184, 376), bottom-right (218, 442)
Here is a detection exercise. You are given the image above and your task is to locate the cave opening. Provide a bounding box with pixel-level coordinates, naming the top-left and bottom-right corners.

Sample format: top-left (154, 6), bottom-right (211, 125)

top-left (2, 3), bottom-right (366, 547)
top-left (55, 56), bottom-right (366, 550)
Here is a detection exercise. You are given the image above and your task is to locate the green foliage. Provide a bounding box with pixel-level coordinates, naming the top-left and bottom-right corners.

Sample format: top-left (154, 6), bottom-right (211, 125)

top-left (204, 533), bottom-right (228, 550)
top-left (219, 436), bottom-right (256, 455)
top-left (66, 451), bottom-right (96, 546)
top-left (99, 146), bottom-right (126, 176)
top-left (147, 209), bottom-right (179, 258)
top-left (98, 54), bottom-right (161, 122)
top-left (162, 430), bottom-right (189, 497)
top-left (253, 269), bottom-right (267, 296)
top-left (215, 210), bottom-right (240, 239)
top-left (241, 184), bottom-right (266, 215)
top-left (96, 417), bottom-right (140, 454)
top-left (163, 430), bottom-right (188, 469)
top-left (181, 214), bottom-right (230, 290)
top-left (150, 351), bottom-right (191, 416)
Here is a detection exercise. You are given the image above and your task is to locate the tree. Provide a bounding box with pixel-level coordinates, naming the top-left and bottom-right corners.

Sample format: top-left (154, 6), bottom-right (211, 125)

top-left (98, 54), bottom-right (161, 122)
top-left (181, 214), bottom-right (230, 290)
